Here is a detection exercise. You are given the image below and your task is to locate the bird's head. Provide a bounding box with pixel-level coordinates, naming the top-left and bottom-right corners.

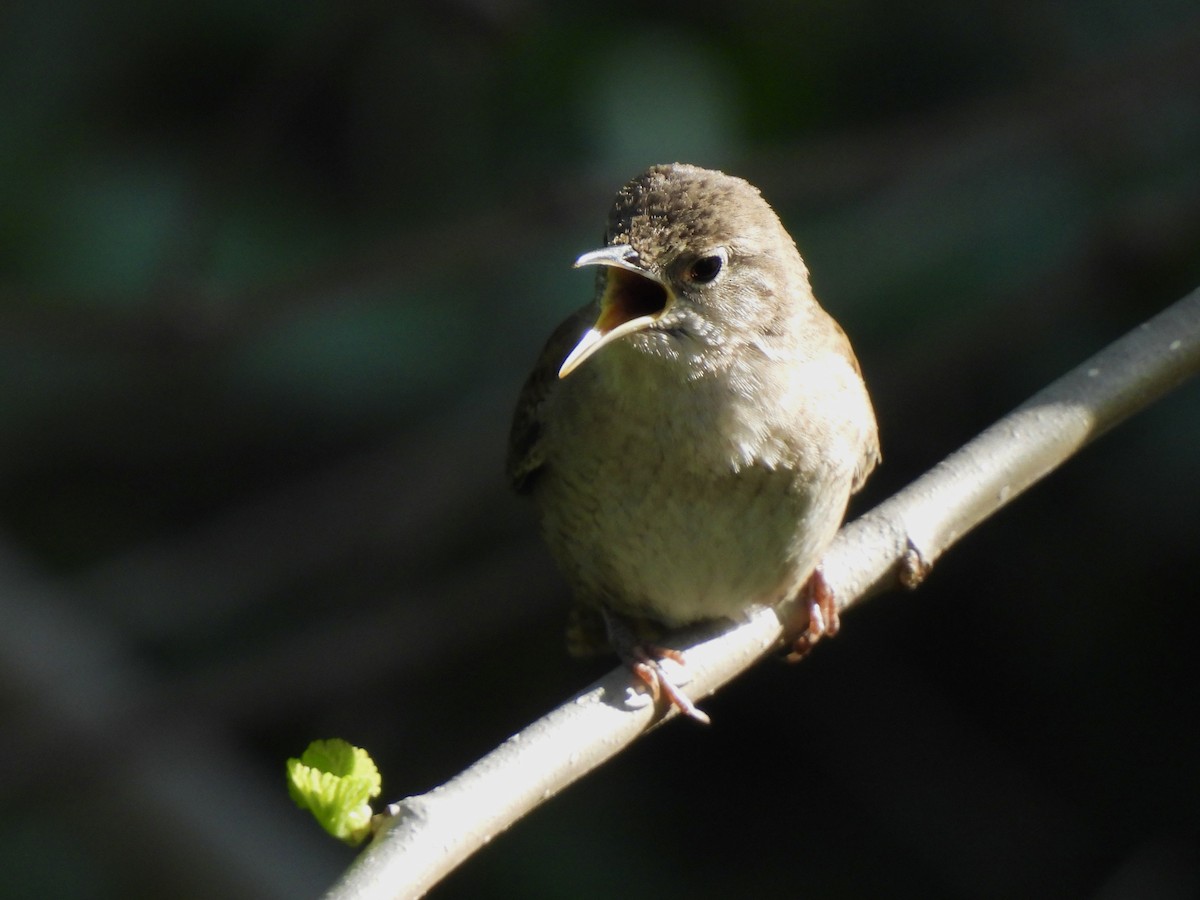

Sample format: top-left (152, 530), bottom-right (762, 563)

top-left (559, 163), bottom-right (812, 378)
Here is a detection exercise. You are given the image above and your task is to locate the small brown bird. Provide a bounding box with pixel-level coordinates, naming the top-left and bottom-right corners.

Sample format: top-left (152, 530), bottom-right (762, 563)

top-left (508, 163), bottom-right (879, 721)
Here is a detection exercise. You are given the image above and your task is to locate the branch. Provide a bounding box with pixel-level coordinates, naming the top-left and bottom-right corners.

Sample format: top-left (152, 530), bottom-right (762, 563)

top-left (324, 286), bottom-right (1200, 900)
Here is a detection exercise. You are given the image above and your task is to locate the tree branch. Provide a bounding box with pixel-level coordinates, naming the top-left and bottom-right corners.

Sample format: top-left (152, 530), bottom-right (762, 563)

top-left (324, 286), bottom-right (1200, 900)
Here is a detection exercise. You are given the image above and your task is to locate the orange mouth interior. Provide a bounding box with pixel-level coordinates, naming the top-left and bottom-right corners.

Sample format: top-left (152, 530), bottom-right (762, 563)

top-left (596, 268), bottom-right (670, 333)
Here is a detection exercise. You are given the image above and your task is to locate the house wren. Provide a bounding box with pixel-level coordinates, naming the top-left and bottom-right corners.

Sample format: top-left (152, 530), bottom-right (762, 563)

top-left (508, 163), bottom-right (879, 721)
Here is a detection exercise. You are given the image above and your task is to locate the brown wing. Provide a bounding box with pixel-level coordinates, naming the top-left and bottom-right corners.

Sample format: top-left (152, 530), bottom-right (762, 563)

top-left (851, 425), bottom-right (882, 495)
top-left (506, 303), bottom-right (595, 493)
top-left (826, 315), bottom-right (881, 496)
top-left (846, 342), bottom-right (881, 494)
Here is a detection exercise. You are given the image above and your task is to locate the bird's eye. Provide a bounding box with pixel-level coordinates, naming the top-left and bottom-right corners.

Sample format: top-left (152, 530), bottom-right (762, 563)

top-left (687, 253), bottom-right (724, 284)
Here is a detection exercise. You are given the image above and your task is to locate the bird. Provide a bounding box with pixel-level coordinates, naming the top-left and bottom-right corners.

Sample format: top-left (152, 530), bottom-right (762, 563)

top-left (507, 163), bottom-right (879, 722)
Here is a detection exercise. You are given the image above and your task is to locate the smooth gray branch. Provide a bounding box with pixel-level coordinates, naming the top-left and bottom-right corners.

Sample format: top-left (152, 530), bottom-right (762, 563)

top-left (324, 286), bottom-right (1200, 900)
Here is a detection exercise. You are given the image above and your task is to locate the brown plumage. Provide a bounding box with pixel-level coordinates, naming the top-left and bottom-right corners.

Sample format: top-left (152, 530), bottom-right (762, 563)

top-left (508, 163), bottom-right (879, 719)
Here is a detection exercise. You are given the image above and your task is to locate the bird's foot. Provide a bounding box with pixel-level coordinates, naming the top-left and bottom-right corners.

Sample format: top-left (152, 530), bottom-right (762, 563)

top-left (603, 610), bottom-right (710, 725)
top-left (786, 567), bottom-right (840, 662)
top-left (630, 653), bottom-right (711, 725)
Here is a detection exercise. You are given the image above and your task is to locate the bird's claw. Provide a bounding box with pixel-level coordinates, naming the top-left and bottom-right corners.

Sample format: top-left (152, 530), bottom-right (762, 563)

top-left (786, 567), bottom-right (839, 662)
top-left (632, 657), bottom-right (711, 725)
top-left (603, 609), bottom-right (709, 723)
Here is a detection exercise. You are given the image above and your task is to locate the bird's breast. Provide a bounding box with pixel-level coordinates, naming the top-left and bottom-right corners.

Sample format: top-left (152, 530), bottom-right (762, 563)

top-left (534, 345), bottom-right (853, 625)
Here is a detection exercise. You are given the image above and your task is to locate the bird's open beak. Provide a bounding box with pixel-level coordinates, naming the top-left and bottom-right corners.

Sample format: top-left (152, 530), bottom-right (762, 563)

top-left (558, 245), bottom-right (672, 378)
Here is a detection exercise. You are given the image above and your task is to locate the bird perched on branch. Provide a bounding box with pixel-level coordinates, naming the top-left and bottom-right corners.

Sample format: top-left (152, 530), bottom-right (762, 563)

top-left (508, 163), bottom-right (879, 722)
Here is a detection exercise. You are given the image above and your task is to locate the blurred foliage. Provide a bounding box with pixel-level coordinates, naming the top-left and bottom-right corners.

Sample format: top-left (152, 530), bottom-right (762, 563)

top-left (1, 1), bottom-right (1199, 898)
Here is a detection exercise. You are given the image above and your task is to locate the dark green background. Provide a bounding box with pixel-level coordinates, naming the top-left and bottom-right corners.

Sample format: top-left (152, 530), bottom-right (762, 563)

top-left (3, 2), bottom-right (1199, 897)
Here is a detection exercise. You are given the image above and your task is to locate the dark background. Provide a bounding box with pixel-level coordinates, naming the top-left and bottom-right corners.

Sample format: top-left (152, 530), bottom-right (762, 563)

top-left (3, 2), bottom-right (1199, 898)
